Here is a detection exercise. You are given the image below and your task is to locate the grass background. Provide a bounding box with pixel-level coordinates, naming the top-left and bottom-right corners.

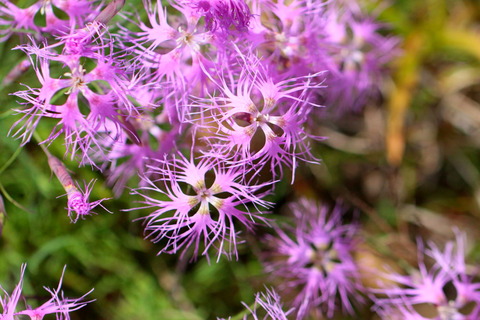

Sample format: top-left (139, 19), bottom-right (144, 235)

top-left (1, 0), bottom-right (480, 319)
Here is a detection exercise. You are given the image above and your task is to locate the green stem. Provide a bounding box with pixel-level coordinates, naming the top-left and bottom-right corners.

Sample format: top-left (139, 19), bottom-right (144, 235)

top-left (0, 109), bottom-right (15, 119)
top-left (32, 131), bottom-right (51, 156)
top-left (0, 182), bottom-right (32, 214)
top-left (0, 145), bottom-right (22, 175)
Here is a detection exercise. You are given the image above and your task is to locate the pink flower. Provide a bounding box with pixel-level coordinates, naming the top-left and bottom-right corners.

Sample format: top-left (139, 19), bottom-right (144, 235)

top-left (318, 3), bottom-right (400, 112)
top-left (190, 0), bottom-right (252, 35)
top-left (195, 51), bottom-right (324, 179)
top-left (372, 231), bottom-right (480, 320)
top-left (11, 23), bottom-right (142, 164)
top-left (0, 264), bottom-right (94, 319)
top-left (131, 152), bottom-right (272, 260)
top-left (0, 0), bottom-right (100, 42)
top-left (264, 199), bottom-right (364, 319)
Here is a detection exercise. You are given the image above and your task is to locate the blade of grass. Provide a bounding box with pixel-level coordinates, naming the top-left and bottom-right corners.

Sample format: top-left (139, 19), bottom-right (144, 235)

top-left (0, 144), bottom-right (23, 175)
top-left (0, 182), bottom-right (32, 214)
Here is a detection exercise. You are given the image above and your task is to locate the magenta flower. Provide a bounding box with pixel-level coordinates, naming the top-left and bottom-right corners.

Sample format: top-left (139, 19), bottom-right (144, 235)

top-left (119, 0), bottom-right (212, 89)
top-left (371, 231), bottom-right (480, 320)
top-left (318, 3), bottom-right (399, 112)
top-left (247, 0), bottom-right (325, 79)
top-left (0, 264), bottom-right (93, 319)
top-left (64, 180), bottom-right (108, 223)
top-left (0, 1), bottom-right (40, 41)
top-left (264, 199), bottom-right (364, 319)
top-left (195, 52), bottom-right (324, 179)
top-left (11, 22), bottom-right (142, 164)
top-left (0, 0), bottom-right (99, 41)
top-left (131, 152), bottom-right (272, 260)
top-left (189, 0), bottom-right (252, 35)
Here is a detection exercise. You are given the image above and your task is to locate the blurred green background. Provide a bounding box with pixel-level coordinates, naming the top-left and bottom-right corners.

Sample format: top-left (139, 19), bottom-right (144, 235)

top-left (1, 0), bottom-right (480, 319)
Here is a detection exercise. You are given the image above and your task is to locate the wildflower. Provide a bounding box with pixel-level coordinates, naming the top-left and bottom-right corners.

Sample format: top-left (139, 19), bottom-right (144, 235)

top-left (195, 51), bottom-right (324, 179)
top-left (11, 22), bottom-right (141, 164)
top-left (0, 0), bottom-right (99, 41)
top-left (371, 231), bottom-right (480, 320)
top-left (131, 152), bottom-right (271, 260)
top-left (47, 152), bottom-right (108, 222)
top-left (117, 0), bottom-right (226, 123)
top-left (318, 3), bottom-right (399, 112)
top-left (264, 199), bottom-right (364, 319)
top-left (189, 0), bottom-right (252, 35)
top-left (0, 264), bottom-right (93, 319)
top-left (218, 288), bottom-right (293, 320)
top-left (247, 0), bottom-right (324, 78)
top-left (119, 0), bottom-right (212, 86)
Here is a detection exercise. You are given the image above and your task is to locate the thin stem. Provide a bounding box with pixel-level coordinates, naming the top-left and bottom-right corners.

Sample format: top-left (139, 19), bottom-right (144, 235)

top-left (32, 131), bottom-right (51, 156)
top-left (0, 145), bottom-right (23, 175)
top-left (0, 182), bottom-right (32, 214)
top-left (0, 109), bottom-right (15, 119)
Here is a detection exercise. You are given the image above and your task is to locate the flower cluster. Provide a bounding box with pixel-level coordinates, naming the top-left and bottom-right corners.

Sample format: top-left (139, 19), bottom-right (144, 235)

top-left (1, 0), bottom-right (398, 277)
top-left (5, 1), bottom-right (477, 320)
top-left (1, 0), bottom-right (400, 316)
top-left (318, 1), bottom-right (399, 112)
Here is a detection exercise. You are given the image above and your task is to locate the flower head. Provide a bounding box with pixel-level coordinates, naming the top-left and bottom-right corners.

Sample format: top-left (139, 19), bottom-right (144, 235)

top-left (371, 231), bottom-right (480, 320)
top-left (0, 264), bottom-right (93, 319)
top-left (190, 0), bottom-right (252, 35)
top-left (264, 199), bottom-right (364, 319)
top-left (131, 152), bottom-right (272, 260)
top-left (11, 22), bottom-right (143, 164)
top-left (318, 2), bottom-right (399, 112)
top-left (0, 0), bottom-right (99, 42)
top-left (194, 51), bottom-right (324, 180)
top-left (247, 0), bottom-right (324, 79)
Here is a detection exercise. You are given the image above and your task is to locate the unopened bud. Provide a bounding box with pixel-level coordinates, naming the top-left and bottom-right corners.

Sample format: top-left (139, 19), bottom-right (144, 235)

top-left (0, 193), bottom-right (5, 237)
top-left (1, 59), bottom-right (31, 88)
top-left (47, 153), bottom-right (107, 222)
top-left (47, 154), bottom-right (76, 191)
top-left (94, 0), bottom-right (126, 25)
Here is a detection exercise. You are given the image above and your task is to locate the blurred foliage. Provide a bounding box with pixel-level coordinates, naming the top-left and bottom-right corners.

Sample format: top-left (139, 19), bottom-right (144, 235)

top-left (0, 0), bottom-right (480, 319)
